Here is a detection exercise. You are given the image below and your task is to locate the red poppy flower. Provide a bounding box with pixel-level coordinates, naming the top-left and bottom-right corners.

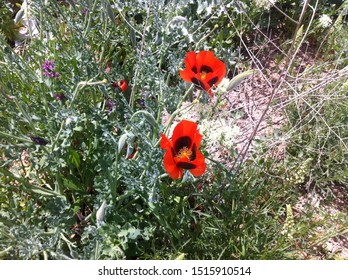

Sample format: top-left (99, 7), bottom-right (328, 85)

top-left (180, 51), bottom-right (226, 96)
top-left (112, 79), bottom-right (128, 93)
top-left (160, 120), bottom-right (206, 179)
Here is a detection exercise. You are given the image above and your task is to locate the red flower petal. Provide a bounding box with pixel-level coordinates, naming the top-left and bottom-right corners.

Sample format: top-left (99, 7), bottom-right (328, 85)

top-left (180, 51), bottom-right (226, 97)
top-left (180, 68), bottom-right (196, 82)
top-left (159, 133), bottom-right (171, 149)
top-left (196, 51), bottom-right (216, 73)
top-left (160, 133), bottom-right (184, 179)
top-left (189, 153), bottom-right (206, 176)
top-left (119, 80), bottom-right (128, 92)
top-left (184, 51), bottom-right (198, 73)
top-left (112, 80), bottom-right (128, 93)
top-left (171, 120), bottom-right (199, 151)
top-left (160, 121), bottom-right (206, 179)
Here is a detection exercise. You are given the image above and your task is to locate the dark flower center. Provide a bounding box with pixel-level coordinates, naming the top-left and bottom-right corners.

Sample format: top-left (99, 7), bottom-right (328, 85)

top-left (191, 143), bottom-right (197, 161)
top-left (208, 76), bottom-right (219, 87)
top-left (191, 78), bottom-right (208, 90)
top-left (200, 65), bottom-right (213, 80)
top-left (200, 65), bottom-right (213, 74)
top-left (174, 136), bottom-right (192, 153)
top-left (177, 162), bottom-right (197, 169)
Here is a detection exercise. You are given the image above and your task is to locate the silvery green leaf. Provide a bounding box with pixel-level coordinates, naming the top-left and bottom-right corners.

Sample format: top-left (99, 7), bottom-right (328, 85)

top-left (227, 70), bottom-right (256, 91)
top-left (131, 110), bottom-right (157, 128)
top-left (118, 133), bottom-right (128, 154)
top-left (105, 1), bottom-right (115, 25)
top-left (14, 9), bottom-right (24, 24)
top-left (96, 201), bottom-right (107, 227)
top-left (170, 16), bottom-right (187, 25)
top-left (125, 144), bottom-right (134, 159)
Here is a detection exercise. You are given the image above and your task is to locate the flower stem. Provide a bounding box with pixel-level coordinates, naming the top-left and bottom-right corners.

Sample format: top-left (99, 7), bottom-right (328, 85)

top-left (50, 120), bottom-right (65, 154)
top-left (0, 131), bottom-right (32, 144)
top-left (111, 151), bottom-right (119, 201)
top-left (158, 102), bottom-right (195, 146)
top-left (83, 0), bottom-right (98, 38)
top-left (176, 84), bottom-right (194, 110)
top-left (194, 24), bottom-right (219, 51)
top-left (68, 77), bottom-right (106, 109)
top-left (154, 82), bottom-right (164, 141)
top-left (161, 86), bottom-right (203, 138)
top-left (13, 98), bottom-right (36, 132)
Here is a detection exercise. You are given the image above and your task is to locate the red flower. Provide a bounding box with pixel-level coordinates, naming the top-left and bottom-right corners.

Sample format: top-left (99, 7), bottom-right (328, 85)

top-left (160, 120), bottom-right (206, 179)
top-left (112, 79), bottom-right (128, 93)
top-left (180, 51), bottom-right (226, 96)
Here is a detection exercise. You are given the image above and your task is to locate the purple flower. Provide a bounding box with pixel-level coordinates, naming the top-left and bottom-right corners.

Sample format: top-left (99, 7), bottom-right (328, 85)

top-left (106, 99), bottom-right (115, 111)
top-left (54, 93), bottom-right (65, 101)
top-left (82, 7), bottom-right (88, 16)
top-left (42, 60), bottom-right (61, 79)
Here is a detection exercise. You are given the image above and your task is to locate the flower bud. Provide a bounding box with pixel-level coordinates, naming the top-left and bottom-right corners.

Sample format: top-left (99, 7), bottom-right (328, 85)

top-left (96, 201), bottom-right (107, 226)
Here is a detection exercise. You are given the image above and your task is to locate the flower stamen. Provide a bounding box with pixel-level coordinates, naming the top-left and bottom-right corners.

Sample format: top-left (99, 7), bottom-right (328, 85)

top-left (175, 146), bottom-right (192, 160)
top-left (201, 71), bottom-right (207, 80)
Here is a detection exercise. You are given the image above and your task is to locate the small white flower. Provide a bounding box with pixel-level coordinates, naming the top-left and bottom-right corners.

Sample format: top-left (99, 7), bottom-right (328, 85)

top-left (200, 118), bottom-right (239, 149)
top-left (65, 117), bottom-right (72, 126)
top-left (170, 16), bottom-right (187, 25)
top-left (319, 14), bottom-right (332, 28)
top-left (253, 0), bottom-right (278, 10)
top-left (217, 78), bottom-right (230, 93)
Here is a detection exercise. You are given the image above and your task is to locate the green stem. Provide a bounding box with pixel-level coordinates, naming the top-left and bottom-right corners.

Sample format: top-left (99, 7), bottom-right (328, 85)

top-left (176, 84), bottom-right (194, 110)
top-left (83, 0), bottom-right (98, 38)
top-left (139, 160), bottom-right (152, 180)
top-left (0, 246), bottom-right (13, 257)
top-left (111, 152), bottom-right (119, 200)
top-left (211, 90), bottom-right (226, 115)
top-left (0, 131), bottom-right (32, 143)
top-left (0, 82), bottom-right (36, 130)
top-left (0, 167), bottom-right (59, 196)
top-left (68, 77), bottom-right (105, 109)
top-left (13, 98), bottom-right (36, 132)
top-left (114, 190), bottom-right (137, 211)
top-left (39, 9), bottom-right (43, 42)
top-left (158, 33), bottom-right (167, 69)
top-left (43, 93), bottom-right (50, 117)
top-left (50, 120), bottom-right (65, 153)
top-left (129, 0), bottom-right (152, 110)
top-left (55, 172), bottom-right (64, 195)
top-left (0, 229), bottom-right (15, 241)
top-left (160, 86), bottom-right (202, 140)
top-left (25, 3), bottom-right (33, 39)
top-left (194, 24), bottom-right (219, 51)
top-left (95, 239), bottom-right (99, 260)
top-left (154, 83), bottom-right (164, 141)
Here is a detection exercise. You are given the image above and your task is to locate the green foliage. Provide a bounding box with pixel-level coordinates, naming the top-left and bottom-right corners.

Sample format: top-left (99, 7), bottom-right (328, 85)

top-left (0, 1), bottom-right (20, 43)
top-left (0, 0), bottom-right (347, 260)
top-left (285, 71), bottom-right (348, 187)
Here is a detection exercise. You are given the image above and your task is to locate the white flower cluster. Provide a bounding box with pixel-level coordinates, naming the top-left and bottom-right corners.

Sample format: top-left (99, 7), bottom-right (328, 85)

top-left (253, 0), bottom-right (278, 10)
top-left (319, 14), bottom-right (332, 28)
top-left (200, 118), bottom-right (239, 150)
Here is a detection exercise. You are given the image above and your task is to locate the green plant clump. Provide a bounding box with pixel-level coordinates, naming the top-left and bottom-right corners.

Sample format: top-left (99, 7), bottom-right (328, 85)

top-left (0, 0), bottom-right (347, 260)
